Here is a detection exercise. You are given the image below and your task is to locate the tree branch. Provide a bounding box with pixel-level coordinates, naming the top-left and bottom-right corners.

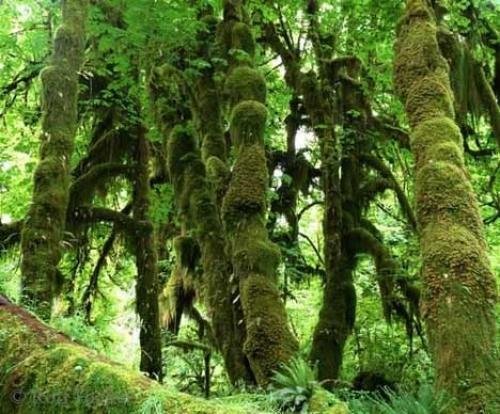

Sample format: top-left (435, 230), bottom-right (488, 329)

top-left (72, 206), bottom-right (151, 235)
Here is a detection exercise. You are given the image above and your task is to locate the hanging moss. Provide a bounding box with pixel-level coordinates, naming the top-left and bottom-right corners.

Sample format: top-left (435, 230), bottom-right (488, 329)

top-left (159, 265), bottom-right (195, 335)
top-left (201, 132), bottom-right (225, 162)
top-left (174, 236), bottom-right (201, 272)
top-left (224, 67), bottom-right (267, 107)
top-left (167, 126), bottom-right (199, 178)
top-left (216, 20), bottom-right (237, 58)
top-left (203, 156), bottom-right (229, 209)
top-left (150, 55), bottom-right (253, 381)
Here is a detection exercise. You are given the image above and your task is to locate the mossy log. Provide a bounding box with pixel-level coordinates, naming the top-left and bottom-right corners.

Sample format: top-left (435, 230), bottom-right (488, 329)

top-left (0, 298), bottom-right (246, 413)
top-left (394, 1), bottom-right (498, 412)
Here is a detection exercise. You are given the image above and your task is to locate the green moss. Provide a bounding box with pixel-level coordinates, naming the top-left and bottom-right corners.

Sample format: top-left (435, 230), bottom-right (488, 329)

top-left (216, 20), bottom-right (236, 57)
top-left (40, 66), bottom-right (78, 135)
top-left (224, 67), bottom-right (267, 108)
top-left (206, 156), bottom-right (229, 184)
top-left (239, 273), bottom-right (298, 385)
top-left (411, 116), bottom-right (462, 167)
top-left (20, 0), bottom-right (86, 319)
top-left (1, 309), bottom-right (252, 413)
top-left (420, 222), bottom-right (498, 405)
top-left (233, 237), bottom-right (281, 282)
top-left (219, 0), bottom-right (298, 385)
top-left (427, 142), bottom-right (464, 167)
top-left (222, 144), bottom-right (268, 227)
top-left (173, 236), bottom-right (200, 272)
top-left (405, 75), bottom-right (454, 127)
top-left (394, 20), bottom-right (447, 101)
top-left (205, 156), bottom-right (230, 206)
top-left (202, 132), bottom-right (226, 162)
top-left (230, 101), bottom-right (267, 148)
top-left (167, 126), bottom-right (199, 179)
top-left (309, 388), bottom-right (349, 414)
top-left (395, 1), bottom-right (499, 409)
top-left (231, 22), bottom-right (255, 58)
top-left (416, 161), bottom-right (483, 239)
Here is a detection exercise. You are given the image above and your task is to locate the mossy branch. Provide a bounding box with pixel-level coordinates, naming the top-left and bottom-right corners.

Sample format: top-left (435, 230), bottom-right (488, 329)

top-left (359, 154), bottom-right (417, 230)
top-left (72, 206), bottom-right (151, 235)
top-left (79, 197), bottom-right (131, 323)
top-left (165, 340), bottom-right (212, 355)
top-left (474, 61), bottom-right (500, 148)
top-left (70, 163), bottom-right (133, 198)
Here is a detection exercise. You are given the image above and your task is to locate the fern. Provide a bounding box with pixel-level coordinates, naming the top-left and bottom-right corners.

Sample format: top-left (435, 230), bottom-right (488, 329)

top-left (269, 357), bottom-right (317, 413)
top-left (349, 384), bottom-right (454, 414)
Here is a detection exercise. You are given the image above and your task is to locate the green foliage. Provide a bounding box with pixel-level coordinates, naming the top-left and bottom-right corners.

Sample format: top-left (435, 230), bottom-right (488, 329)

top-left (269, 357), bottom-right (317, 413)
top-left (135, 394), bottom-right (165, 414)
top-left (349, 385), bottom-right (454, 414)
top-left (0, 0), bottom-right (499, 411)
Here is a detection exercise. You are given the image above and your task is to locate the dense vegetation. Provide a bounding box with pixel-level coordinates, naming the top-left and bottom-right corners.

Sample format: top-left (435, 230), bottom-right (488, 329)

top-left (0, 0), bottom-right (498, 413)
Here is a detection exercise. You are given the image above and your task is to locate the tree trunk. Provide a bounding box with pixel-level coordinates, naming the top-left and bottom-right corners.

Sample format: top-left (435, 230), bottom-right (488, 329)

top-left (20, 0), bottom-right (87, 320)
top-left (220, 2), bottom-right (298, 385)
top-left (192, 9), bottom-right (254, 383)
top-left (149, 60), bottom-right (250, 382)
top-left (133, 126), bottom-right (163, 381)
top-left (301, 72), bottom-right (351, 387)
top-left (0, 297), bottom-right (243, 413)
top-left (394, 1), bottom-right (498, 412)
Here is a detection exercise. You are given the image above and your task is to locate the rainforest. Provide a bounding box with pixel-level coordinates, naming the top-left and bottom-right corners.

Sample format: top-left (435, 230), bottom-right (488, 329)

top-left (0, 0), bottom-right (499, 413)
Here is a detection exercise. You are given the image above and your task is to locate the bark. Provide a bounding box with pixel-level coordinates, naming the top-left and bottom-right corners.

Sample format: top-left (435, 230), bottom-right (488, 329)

top-left (220, 1), bottom-right (298, 385)
top-left (132, 126), bottom-right (163, 381)
top-left (0, 297), bottom-right (244, 413)
top-left (20, 0), bottom-right (88, 320)
top-left (394, 2), bottom-right (498, 412)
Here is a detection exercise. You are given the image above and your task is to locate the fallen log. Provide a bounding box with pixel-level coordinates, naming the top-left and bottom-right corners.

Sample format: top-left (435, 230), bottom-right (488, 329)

top-left (0, 296), bottom-right (244, 413)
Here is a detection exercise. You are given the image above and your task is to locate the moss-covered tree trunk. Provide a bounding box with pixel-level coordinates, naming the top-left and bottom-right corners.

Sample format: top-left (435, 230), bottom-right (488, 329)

top-left (20, 0), bottom-right (87, 320)
top-left (301, 72), bottom-right (351, 387)
top-left (394, 1), bottom-right (498, 411)
top-left (220, 0), bottom-right (298, 386)
top-left (192, 8), bottom-right (254, 383)
top-left (0, 298), bottom-right (244, 413)
top-left (150, 62), bottom-right (252, 382)
top-left (133, 126), bottom-right (163, 381)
